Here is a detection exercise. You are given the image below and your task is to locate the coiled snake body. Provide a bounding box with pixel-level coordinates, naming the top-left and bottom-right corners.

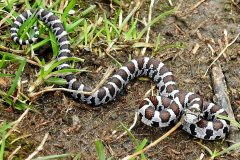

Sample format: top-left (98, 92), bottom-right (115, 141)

top-left (11, 9), bottom-right (230, 140)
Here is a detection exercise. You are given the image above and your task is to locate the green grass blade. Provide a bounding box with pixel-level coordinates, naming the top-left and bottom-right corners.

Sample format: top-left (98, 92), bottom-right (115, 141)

top-left (137, 8), bottom-right (175, 40)
top-left (89, 28), bottom-right (104, 48)
top-left (125, 19), bottom-right (137, 40)
top-left (83, 20), bottom-right (88, 45)
top-left (26, 38), bottom-right (50, 53)
top-left (25, 0), bottom-right (31, 8)
top-left (73, 20), bottom-right (93, 46)
top-left (135, 138), bottom-right (148, 160)
top-left (0, 54), bottom-right (6, 68)
top-left (104, 14), bottom-right (111, 43)
top-left (4, 0), bottom-right (16, 12)
top-left (119, 5), bottom-right (139, 32)
top-left (120, 123), bottom-right (139, 146)
top-left (49, 30), bottom-right (58, 58)
top-left (48, 0), bottom-right (61, 10)
top-left (66, 18), bottom-right (84, 33)
top-left (113, 8), bottom-right (121, 27)
top-left (106, 19), bottom-right (120, 37)
top-left (0, 51), bottom-right (25, 61)
top-left (196, 141), bottom-right (213, 156)
top-left (112, 0), bottom-right (123, 6)
top-left (135, 138), bottom-right (148, 151)
top-left (32, 0), bottom-right (44, 8)
top-left (154, 33), bottom-right (161, 52)
top-left (81, 5), bottom-right (96, 17)
top-left (214, 142), bottom-right (240, 158)
top-left (0, 122), bottom-right (11, 160)
top-left (50, 68), bottom-right (82, 75)
top-left (44, 57), bottom-right (84, 75)
top-left (95, 140), bottom-right (106, 160)
top-left (0, 73), bottom-right (14, 77)
top-left (0, 87), bottom-right (31, 111)
top-left (6, 60), bottom-right (26, 97)
top-left (47, 68), bottom-right (85, 79)
top-left (14, 100), bottom-right (32, 111)
top-left (38, 59), bottom-right (46, 79)
top-left (62, 0), bottom-right (77, 21)
top-left (45, 77), bottom-right (67, 85)
top-left (73, 153), bottom-right (81, 160)
top-left (217, 115), bottom-right (240, 129)
top-left (19, 13), bottom-right (38, 41)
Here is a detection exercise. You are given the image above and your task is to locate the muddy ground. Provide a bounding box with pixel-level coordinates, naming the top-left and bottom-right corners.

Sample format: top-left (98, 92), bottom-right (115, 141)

top-left (1, 0), bottom-right (240, 159)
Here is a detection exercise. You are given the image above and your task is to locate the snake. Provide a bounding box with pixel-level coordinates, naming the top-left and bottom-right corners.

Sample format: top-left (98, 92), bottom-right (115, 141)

top-left (10, 9), bottom-right (230, 140)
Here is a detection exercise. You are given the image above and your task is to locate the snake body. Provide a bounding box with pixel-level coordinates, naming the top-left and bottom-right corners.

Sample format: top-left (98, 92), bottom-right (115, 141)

top-left (10, 9), bottom-right (230, 140)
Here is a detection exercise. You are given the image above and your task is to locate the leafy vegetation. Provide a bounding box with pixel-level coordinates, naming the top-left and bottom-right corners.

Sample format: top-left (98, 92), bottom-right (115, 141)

top-left (1, 0), bottom-right (238, 159)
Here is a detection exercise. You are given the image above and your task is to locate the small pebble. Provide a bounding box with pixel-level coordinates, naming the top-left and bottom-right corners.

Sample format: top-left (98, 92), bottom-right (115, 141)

top-left (110, 112), bottom-right (118, 120)
top-left (72, 115), bottom-right (80, 125)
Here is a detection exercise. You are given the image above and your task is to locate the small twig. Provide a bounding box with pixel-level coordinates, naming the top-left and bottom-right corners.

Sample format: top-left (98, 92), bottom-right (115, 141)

top-left (0, 45), bottom-right (41, 67)
top-left (230, 0), bottom-right (240, 11)
top-left (190, 0), bottom-right (207, 11)
top-left (25, 133), bottom-right (49, 160)
top-left (0, 12), bottom-right (11, 27)
top-left (0, 45), bottom-right (25, 54)
top-left (91, 67), bottom-right (115, 93)
top-left (26, 59), bottom-right (41, 67)
top-left (105, 0), bottom-right (141, 55)
top-left (106, 39), bottom-right (122, 67)
top-left (207, 43), bottom-right (215, 56)
top-left (223, 29), bottom-right (229, 46)
top-left (29, 67), bottom-right (115, 98)
top-left (122, 116), bottom-right (184, 160)
top-left (10, 134), bottom-right (32, 144)
top-left (0, 9), bottom-right (15, 27)
top-left (208, 30), bottom-right (240, 142)
top-left (116, 112), bottom-right (138, 140)
top-left (204, 32), bottom-right (240, 76)
top-left (192, 43), bottom-right (200, 54)
top-left (211, 64), bottom-right (240, 142)
top-left (198, 153), bottom-right (205, 160)
top-left (29, 87), bottom-right (92, 98)
top-left (7, 146), bottom-right (21, 160)
top-left (168, 0), bottom-right (173, 6)
top-left (0, 108), bottom-right (29, 145)
top-left (144, 85), bottom-right (155, 98)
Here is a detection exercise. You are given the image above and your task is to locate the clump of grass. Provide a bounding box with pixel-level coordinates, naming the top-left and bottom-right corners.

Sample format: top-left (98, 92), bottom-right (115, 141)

top-left (28, 56), bottom-right (84, 92)
top-left (95, 139), bottom-right (107, 160)
top-left (0, 52), bottom-right (30, 110)
top-left (71, 3), bottom-right (177, 58)
top-left (120, 123), bottom-right (148, 160)
top-left (1, 0), bottom-right (92, 98)
top-left (0, 113), bottom-right (77, 159)
top-left (94, 123), bottom-right (148, 160)
top-left (0, 122), bottom-right (11, 160)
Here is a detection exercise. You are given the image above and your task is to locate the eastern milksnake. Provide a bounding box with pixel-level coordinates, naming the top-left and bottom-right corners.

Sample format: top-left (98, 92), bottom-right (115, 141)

top-left (10, 9), bottom-right (230, 140)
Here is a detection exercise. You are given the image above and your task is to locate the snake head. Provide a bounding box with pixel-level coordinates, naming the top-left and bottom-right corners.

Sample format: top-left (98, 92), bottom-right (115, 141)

top-left (184, 104), bottom-right (201, 124)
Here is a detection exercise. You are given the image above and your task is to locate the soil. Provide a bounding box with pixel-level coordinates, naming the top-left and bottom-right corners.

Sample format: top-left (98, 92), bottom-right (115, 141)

top-left (1, 0), bottom-right (240, 159)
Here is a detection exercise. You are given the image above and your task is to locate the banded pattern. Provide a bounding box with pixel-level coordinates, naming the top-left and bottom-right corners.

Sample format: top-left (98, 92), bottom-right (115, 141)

top-left (11, 9), bottom-right (230, 140)
top-left (10, 8), bottom-right (71, 69)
